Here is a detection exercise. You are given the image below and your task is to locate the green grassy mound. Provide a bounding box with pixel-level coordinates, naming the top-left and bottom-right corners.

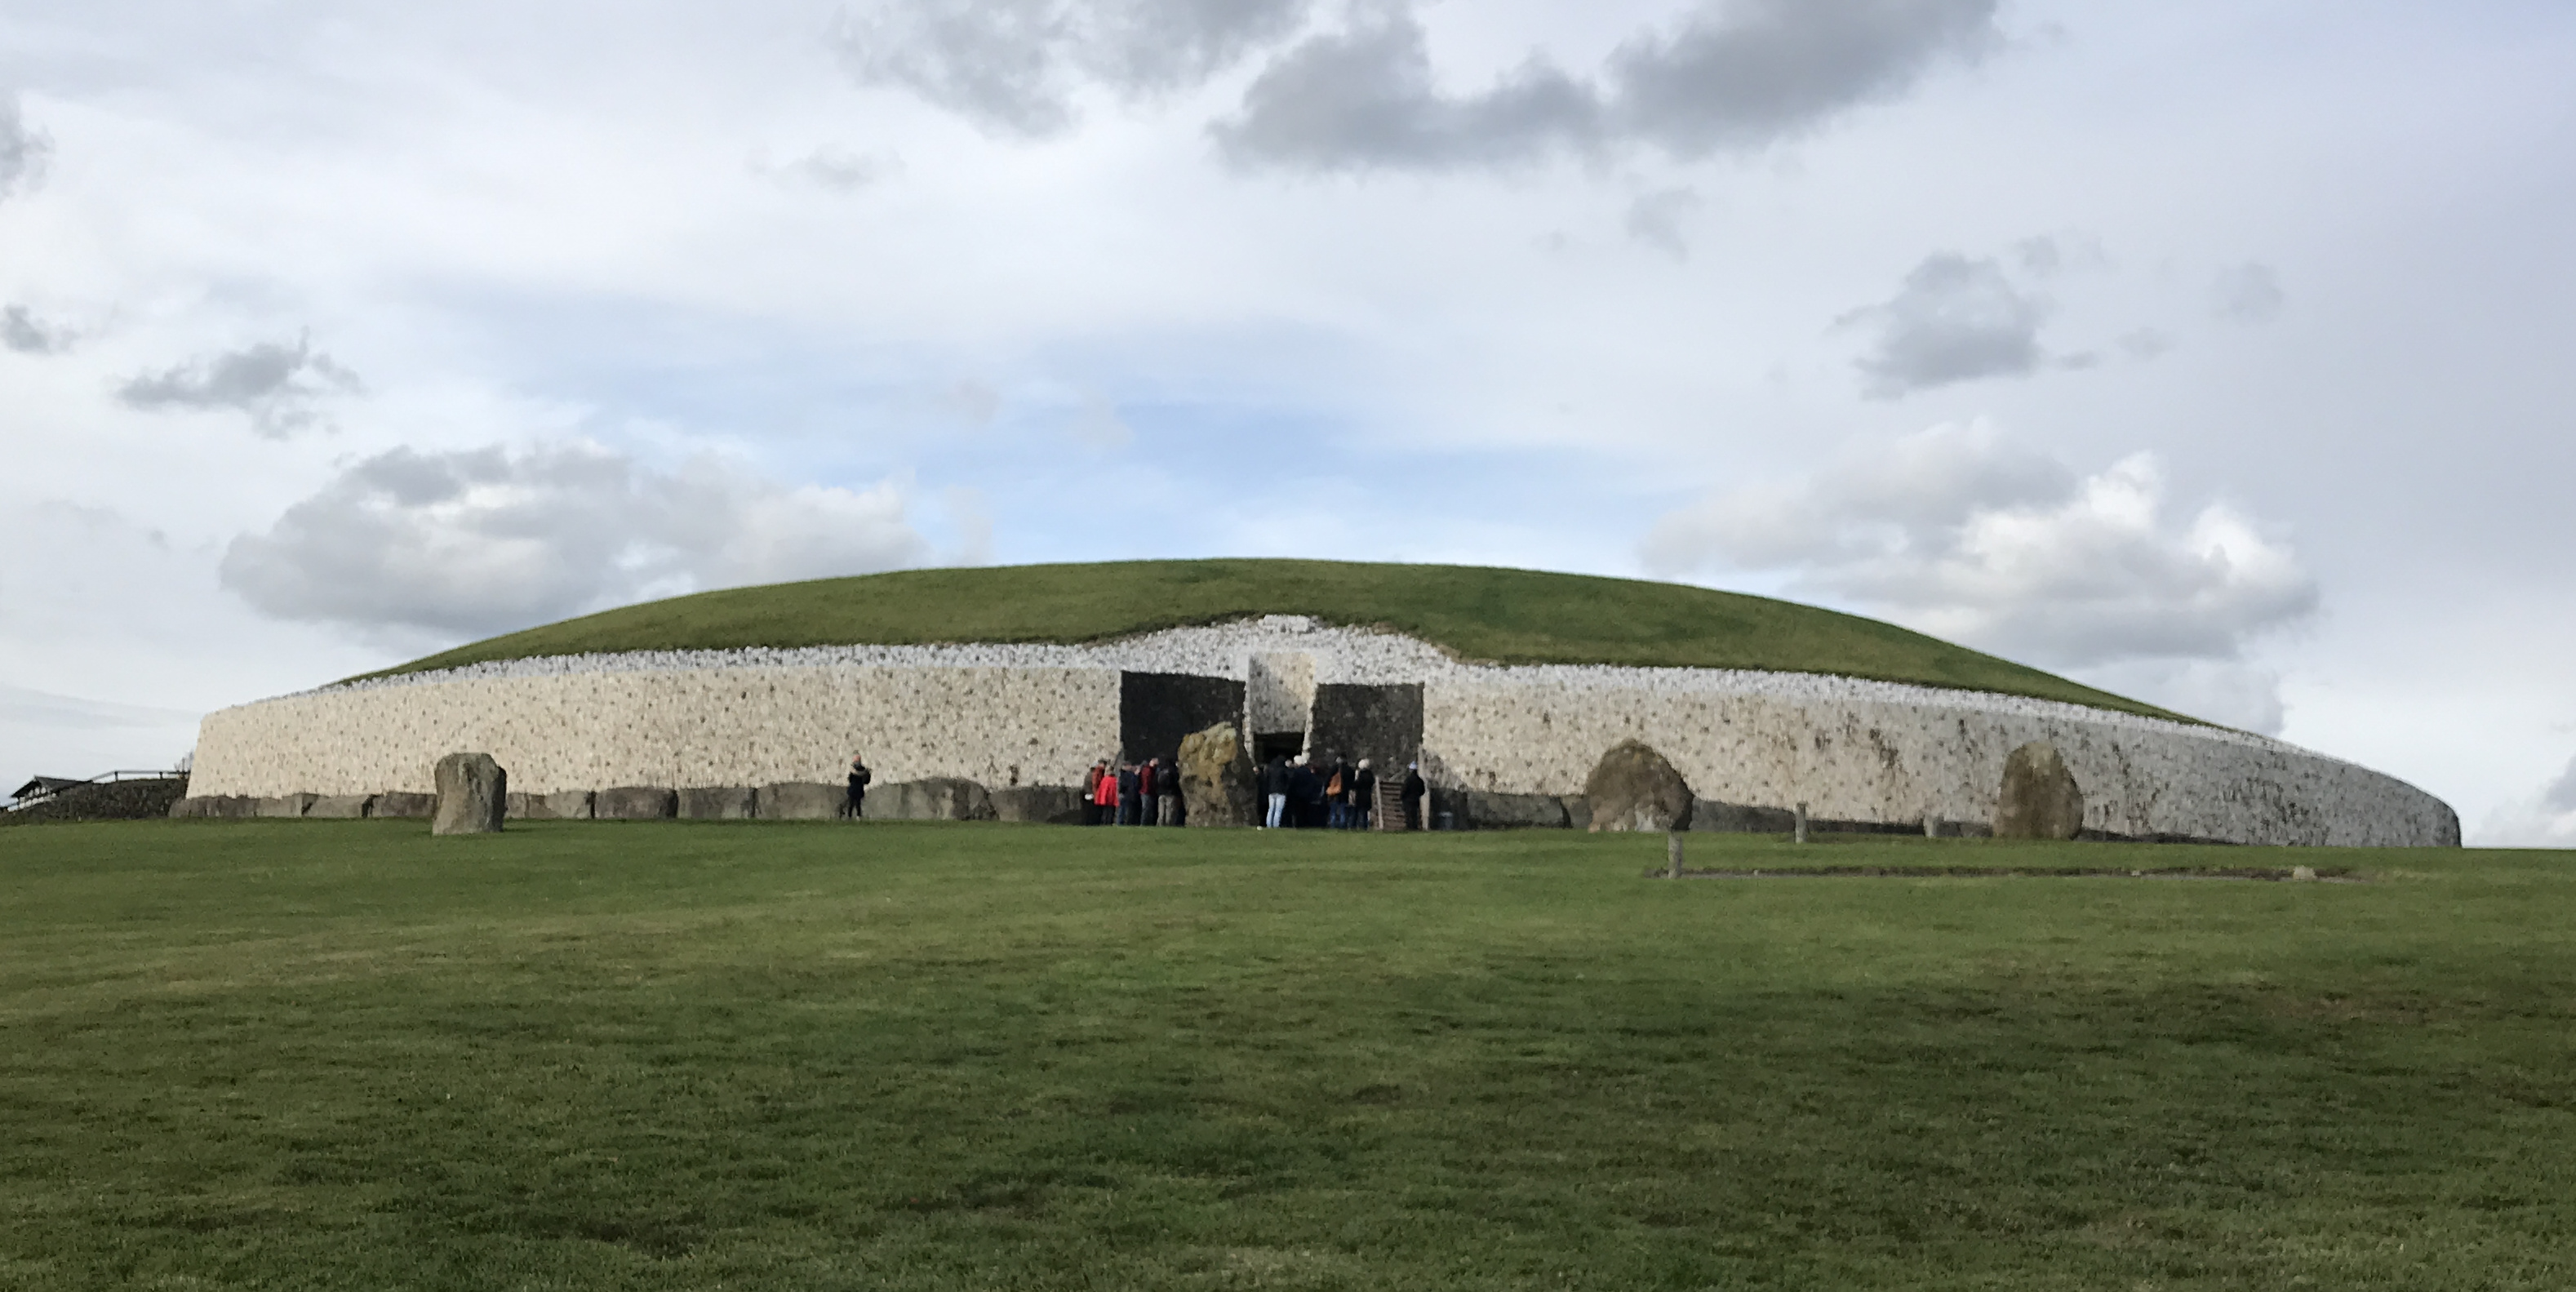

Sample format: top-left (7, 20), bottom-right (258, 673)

top-left (378, 560), bottom-right (2184, 721)
top-left (2, 821), bottom-right (2568, 1290)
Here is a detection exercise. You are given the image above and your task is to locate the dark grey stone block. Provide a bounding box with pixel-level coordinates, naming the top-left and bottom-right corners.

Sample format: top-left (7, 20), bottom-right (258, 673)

top-left (597, 787), bottom-right (677, 820)
top-left (679, 786), bottom-right (757, 820)
top-left (372, 792), bottom-right (436, 819)
top-left (991, 785), bottom-right (1086, 824)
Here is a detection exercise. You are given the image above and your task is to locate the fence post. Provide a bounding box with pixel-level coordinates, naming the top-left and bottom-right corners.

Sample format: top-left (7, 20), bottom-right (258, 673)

top-left (1794, 801), bottom-right (1809, 846)
top-left (1667, 831), bottom-right (1684, 879)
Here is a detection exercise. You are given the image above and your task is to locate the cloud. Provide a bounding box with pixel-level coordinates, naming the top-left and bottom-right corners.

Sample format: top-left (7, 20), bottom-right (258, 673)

top-left (1640, 422), bottom-right (2320, 725)
top-left (0, 684), bottom-right (202, 783)
top-left (2476, 753), bottom-right (2576, 848)
top-left (0, 91), bottom-right (50, 201)
top-left (2, 304), bottom-right (70, 354)
top-left (1213, 0), bottom-right (1997, 171)
top-left (767, 145), bottom-right (901, 192)
top-left (833, 0), bottom-right (1312, 137)
top-left (2213, 261), bottom-right (2285, 323)
top-left (1843, 251), bottom-right (2050, 397)
top-left (115, 335), bottom-right (363, 437)
top-left (1073, 393), bottom-right (1135, 451)
top-left (1605, 0), bottom-right (2000, 156)
top-left (1210, 14), bottom-right (1601, 171)
top-left (1624, 188), bottom-right (1703, 260)
top-left (218, 442), bottom-right (932, 638)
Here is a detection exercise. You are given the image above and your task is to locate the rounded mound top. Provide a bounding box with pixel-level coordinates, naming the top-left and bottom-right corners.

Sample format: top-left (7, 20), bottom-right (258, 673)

top-left (375, 559), bottom-right (2185, 721)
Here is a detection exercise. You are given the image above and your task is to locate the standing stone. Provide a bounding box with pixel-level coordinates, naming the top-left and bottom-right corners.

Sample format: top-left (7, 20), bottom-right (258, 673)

top-left (1994, 741), bottom-right (2085, 841)
top-left (1177, 722), bottom-right (1256, 828)
top-left (1584, 739), bottom-right (1695, 832)
top-left (432, 753), bottom-right (507, 836)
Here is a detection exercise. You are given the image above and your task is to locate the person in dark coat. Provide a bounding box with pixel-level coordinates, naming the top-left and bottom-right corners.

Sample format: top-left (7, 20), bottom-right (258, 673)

top-left (845, 753), bottom-right (872, 819)
top-left (1289, 755), bottom-right (1323, 829)
top-left (1402, 761), bottom-right (1426, 831)
top-left (1352, 759), bottom-right (1376, 832)
top-left (1116, 761), bottom-right (1141, 826)
top-left (1081, 760), bottom-right (1105, 826)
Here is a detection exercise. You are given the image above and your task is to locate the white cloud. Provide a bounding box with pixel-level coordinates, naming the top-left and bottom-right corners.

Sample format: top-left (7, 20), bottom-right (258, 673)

top-left (2477, 754), bottom-right (2576, 848)
top-left (1641, 422), bottom-right (2320, 726)
top-left (218, 442), bottom-right (932, 638)
top-left (0, 685), bottom-right (200, 784)
top-left (1073, 393), bottom-right (1135, 451)
top-left (115, 335), bottom-right (363, 438)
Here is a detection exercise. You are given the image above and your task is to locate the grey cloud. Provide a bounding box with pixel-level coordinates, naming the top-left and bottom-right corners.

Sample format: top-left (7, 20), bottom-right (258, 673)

top-left (1210, 16), bottom-right (1598, 171)
top-left (1641, 424), bottom-right (2320, 724)
top-left (0, 91), bottom-right (50, 201)
top-left (2547, 755), bottom-right (2576, 814)
top-left (1845, 252), bottom-right (2049, 397)
top-left (1606, 0), bottom-right (1998, 157)
top-left (2, 304), bottom-right (69, 354)
top-left (2214, 261), bottom-right (2285, 323)
top-left (834, 0), bottom-right (1311, 137)
top-left (115, 335), bottom-right (362, 437)
top-left (777, 146), bottom-right (899, 192)
top-left (2475, 753), bottom-right (2576, 847)
top-left (1624, 188), bottom-right (1703, 260)
top-left (1215, 0), bottom-right (1997, 171)
top-left (220, 442), bottom-right (931, 637)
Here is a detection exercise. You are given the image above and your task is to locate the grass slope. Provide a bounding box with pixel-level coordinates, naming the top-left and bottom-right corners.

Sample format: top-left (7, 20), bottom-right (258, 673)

top-left (376, 560), bottom-right (2186, 721)
top-left (5, 820), bottom-right (2572, 1290)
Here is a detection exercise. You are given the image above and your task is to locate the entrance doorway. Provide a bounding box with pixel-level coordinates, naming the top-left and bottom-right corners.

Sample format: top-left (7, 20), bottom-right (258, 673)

top-left (1253, 732), bottom-right (1305, 765)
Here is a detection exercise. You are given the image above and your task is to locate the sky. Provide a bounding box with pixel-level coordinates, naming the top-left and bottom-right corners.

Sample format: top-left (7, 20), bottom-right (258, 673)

top-left (2, 0), bottom-right (2571, 845)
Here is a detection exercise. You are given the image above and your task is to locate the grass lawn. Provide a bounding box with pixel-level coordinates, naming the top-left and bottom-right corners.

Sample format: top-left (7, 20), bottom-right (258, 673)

top-left (372, 560), bottom-right (2186, 722)
top-left (2, 820), bottom-right (2569, 1290)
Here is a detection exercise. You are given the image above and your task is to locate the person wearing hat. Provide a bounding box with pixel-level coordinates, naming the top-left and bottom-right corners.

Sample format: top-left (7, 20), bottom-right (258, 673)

top-left (1351, 758), bottom-right (1376, 831)
top-left (1401, 761), bottom-right (1427, 831)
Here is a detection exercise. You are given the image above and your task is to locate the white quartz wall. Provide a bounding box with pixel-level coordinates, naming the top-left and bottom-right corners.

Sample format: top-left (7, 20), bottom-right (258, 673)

top-left (184, 623), bottom-right (2458, 846)
top-left (1422, 676), bottom-right (2455, 847)
top-left (189, 664), bottom-right (1119, 796)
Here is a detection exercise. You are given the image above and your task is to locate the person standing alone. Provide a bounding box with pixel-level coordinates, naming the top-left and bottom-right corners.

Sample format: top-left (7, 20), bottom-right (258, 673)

top-left (845, 753), bottom-right (872, 819)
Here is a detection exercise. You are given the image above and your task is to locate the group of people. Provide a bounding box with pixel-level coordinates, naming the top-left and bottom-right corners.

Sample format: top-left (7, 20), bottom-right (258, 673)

top-left (1083, 757), bottom-right (1179, 826)
top-left (846, 748), bottom-right (1428, 830)
top-left (1257, 753), bottom-right (1424, 830)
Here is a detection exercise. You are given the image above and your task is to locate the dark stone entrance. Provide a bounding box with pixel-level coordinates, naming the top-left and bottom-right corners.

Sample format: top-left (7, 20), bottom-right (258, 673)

top-left (1119, 672), bottom-right (1247, 764)
top-left (1306, 682), bottom-right (1424, 771)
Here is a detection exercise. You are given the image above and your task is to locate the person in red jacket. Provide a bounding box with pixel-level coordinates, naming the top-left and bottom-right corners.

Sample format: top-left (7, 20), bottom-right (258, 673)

top-left (1096, 759), bottom-right (1121, 825)
top-left (1081, 760), bottom-right (1107, 826)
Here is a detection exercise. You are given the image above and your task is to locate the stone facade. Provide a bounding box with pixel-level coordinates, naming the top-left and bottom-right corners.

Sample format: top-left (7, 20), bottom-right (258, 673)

top-left (183, 621), bottom-right (2458, 847)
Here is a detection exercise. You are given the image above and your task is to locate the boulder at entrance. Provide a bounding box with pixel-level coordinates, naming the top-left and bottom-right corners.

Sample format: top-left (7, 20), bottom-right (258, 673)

top-left (1584, 740), bottom-right (1695, 832)
top-left (1994, 741), bottom-right (2085, 840)
top-left (432, 753), bottom-right (507, 835)
top-left (1178, 722), bottom-right (1256, 828)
